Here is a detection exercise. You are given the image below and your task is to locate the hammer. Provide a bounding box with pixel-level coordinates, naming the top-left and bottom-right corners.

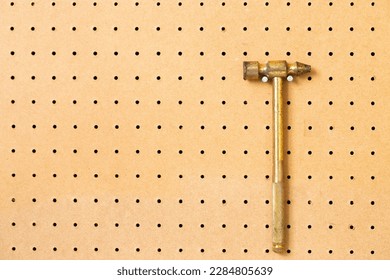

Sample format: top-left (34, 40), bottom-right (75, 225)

top-left (243, 60), bottom-right (311, 253)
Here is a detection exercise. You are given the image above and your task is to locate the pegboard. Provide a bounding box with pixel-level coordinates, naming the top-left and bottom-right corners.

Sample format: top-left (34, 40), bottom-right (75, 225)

top-left (0, 0), bottom-right (389, 260)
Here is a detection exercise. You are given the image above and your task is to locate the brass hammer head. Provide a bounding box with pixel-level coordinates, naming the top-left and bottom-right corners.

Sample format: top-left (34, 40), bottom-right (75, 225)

top-left (243, 60), bottom-right (311, 80)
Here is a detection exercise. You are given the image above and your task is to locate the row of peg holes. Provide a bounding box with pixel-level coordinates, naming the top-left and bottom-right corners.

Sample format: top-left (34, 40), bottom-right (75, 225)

top-left (7, 124), bottom-right (378, 131)
top-left (6, 50), bottom-right (377, 55)
top-left (7, 26), bottom-right (377, 32)
top-left (6, 75), bottom-right (377, 81)
top-left (8, 221), bottom-right (377, 230)
top-left (7, 125), bottom-right (378, 130)
top-left (7, 147), bottom-right (378, 155)
top-left (7, 174), bottom-right (376, 181)
top-left (8, 1), bottom-right (377, 7)
top-left (7, 99), bottom-right (377, 106)
top-left (9, 199), bottom-right (378, 222)
top-left (9, 198), bottom-right (376, 205)
top-left (7, 247), bottom-right (376, 255)
top-left (7, 146), bottom-right (379, 152)
top-left (8, 99), bottom-right (377, 106)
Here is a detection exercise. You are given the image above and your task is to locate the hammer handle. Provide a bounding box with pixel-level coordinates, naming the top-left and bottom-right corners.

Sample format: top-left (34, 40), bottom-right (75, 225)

top-left (272, 77), bottom-right (285, 253)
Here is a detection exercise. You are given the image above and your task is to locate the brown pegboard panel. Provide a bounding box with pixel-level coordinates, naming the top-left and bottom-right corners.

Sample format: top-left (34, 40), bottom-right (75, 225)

top-left (0, 0), bottom-right (389, 260)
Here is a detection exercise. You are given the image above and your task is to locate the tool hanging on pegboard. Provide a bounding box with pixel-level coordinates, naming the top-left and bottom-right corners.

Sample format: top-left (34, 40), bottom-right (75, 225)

top-left (243, 60), bottom-right (311, 252)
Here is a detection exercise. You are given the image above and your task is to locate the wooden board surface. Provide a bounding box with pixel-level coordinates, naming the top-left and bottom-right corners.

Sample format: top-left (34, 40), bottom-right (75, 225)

top-left (0, 0), bottom-right (389, 260)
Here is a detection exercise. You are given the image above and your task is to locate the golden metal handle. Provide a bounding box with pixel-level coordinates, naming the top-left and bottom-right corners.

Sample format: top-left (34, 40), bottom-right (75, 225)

top-left (272, 77), bottom-right (285, 253)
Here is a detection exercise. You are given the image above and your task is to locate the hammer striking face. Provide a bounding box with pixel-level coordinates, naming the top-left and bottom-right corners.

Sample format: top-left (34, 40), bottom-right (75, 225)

top-left (243, 60), bottom-right (311, 253)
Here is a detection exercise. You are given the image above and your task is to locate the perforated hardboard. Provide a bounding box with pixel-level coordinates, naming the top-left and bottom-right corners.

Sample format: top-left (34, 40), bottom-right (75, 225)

top-left (0, 0), bottom-right (389, 260)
